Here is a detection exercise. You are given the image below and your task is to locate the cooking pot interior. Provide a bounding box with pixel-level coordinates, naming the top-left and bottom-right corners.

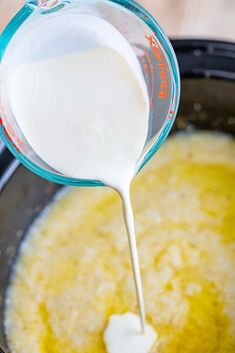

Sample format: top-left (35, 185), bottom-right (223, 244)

top-left (0, 77), bottom-right (235, 352)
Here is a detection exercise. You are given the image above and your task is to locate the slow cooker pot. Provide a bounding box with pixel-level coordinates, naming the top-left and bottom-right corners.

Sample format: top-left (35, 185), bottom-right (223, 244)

top-left (0, 39), bottom-right (235, 353)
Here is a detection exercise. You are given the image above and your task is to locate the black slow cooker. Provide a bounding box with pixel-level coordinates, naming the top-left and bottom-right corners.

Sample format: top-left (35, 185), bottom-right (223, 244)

top-left (0, 39), bottom-right (235, 353)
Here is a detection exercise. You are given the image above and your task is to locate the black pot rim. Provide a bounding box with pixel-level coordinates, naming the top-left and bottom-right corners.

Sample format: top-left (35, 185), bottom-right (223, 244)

top-left (171, 38), bottom-right (235, 80)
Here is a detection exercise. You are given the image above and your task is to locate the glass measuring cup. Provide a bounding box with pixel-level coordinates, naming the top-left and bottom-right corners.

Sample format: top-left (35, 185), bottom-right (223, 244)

top-left (0, 0), bottom-right (180, 187)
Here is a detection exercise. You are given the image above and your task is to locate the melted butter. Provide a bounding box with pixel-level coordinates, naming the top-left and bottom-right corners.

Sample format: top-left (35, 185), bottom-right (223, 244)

top-left (5, 133), bottom-right (235, 353)
top-left (162, 281), bottom-right (233, 352)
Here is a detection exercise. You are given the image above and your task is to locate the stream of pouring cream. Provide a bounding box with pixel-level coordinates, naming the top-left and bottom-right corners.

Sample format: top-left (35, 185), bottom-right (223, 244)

top-left (1, 14), bottom-right (157, 353)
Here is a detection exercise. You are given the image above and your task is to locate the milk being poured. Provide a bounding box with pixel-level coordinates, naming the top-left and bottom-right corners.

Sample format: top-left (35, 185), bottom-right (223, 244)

top-left (5, 14), bottom-right (156, 353)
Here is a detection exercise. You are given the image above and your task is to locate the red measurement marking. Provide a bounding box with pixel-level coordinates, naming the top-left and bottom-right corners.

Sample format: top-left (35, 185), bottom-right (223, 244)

top-left (1, 115), bottom-right (25, 153)
top-left (141, 55), bottom-right (149, 99)
top-left (150, 67), bottom-right (154, 107)
top-left (168, 110), bottom-right (175, 120)
top-left (145, 34), bottom-right (168, 99)
top-left (14, 134), bottom-right (25, 151)
top-left (144, 49), bottom-right (155, 107)
top-left (3, 126), bottom-right (12, 142)
top-left (12, 142), bottom-right (21, 153)
top-left (0, 110), bottom-right (22, 151)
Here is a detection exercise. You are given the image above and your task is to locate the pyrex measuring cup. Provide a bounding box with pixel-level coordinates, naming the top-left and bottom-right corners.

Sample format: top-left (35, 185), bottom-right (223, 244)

top-left (0, 0), bottom-right (180, 187)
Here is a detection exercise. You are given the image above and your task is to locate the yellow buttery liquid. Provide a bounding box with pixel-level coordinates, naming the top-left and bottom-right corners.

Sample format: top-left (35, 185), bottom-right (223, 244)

top-left (5, 132), bottom-right (235, 353)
